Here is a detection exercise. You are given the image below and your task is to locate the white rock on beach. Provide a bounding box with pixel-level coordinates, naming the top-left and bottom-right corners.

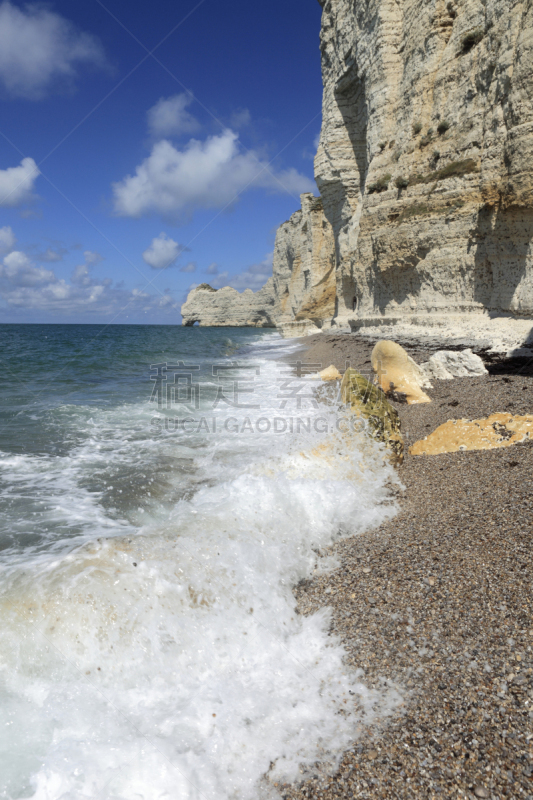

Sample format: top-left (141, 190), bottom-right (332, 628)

top-left (421, 350), bottom-right (488, 381)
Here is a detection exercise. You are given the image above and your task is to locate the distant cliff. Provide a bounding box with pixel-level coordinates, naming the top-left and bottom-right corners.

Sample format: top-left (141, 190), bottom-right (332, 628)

top-left (182, 0), bottom-right (533, 350)
top-left (182, 193), bottom-right (336, 335)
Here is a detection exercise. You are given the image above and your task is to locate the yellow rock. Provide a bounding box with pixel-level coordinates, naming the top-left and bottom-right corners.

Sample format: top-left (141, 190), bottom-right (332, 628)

top-left (320, 364), bottom-right (342, 381)
top-left (410, 413), bottom-right (533, 456)
top-left (371, 340), bottom-right (431, 405)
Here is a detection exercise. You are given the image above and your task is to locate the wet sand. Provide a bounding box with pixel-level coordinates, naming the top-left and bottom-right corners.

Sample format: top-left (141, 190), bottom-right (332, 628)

top-left (283, 333), bottom-right (533, 800)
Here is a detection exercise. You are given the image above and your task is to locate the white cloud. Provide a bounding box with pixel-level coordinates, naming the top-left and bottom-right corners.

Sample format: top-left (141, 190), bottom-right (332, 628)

top-left (112, 130), bottom-right (315, 219)
top-left (303, 132), bottom-right (322, 161)
top-left (71, 250), bottom-right (105, 286)
top-left (71, 262), bottom-right (90, 286)
top-left (67, 251), bottom-right (95, 287)
top-left (19, 207), bottom-right (41, 219)
top-left (0, 157), bottom-right (39, 207)
top-left (0, 1), bottom-right (106, 99)
top-left (83, 250), bottom-right (103, 265)
top-left (0, 245), bottom-right (179, 319)
top-left (205, 263), bottom-right (218, 275)
top-left (147, 93), bottom-right (200, 138)
top-left (210, 253), bottom-right (273, 292)
top-left (229, 109), bottom-right (251, 129)
top-left (0, 225), bottom-right (15, 253)
top-left (179, 261), bottom-right (196, 273)
top-left (142, 232), bottom-right (184, 270)
top-left (1, 250), bottom-right (55, 286)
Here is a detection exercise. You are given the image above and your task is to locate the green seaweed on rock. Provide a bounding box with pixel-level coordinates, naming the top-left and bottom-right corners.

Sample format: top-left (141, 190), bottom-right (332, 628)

top-left (340, 369), bottom-right (404, 466)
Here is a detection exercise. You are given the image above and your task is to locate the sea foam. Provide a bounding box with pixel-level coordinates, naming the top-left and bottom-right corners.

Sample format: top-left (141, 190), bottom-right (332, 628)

top-left (0, 353), bottom-right (402, 800)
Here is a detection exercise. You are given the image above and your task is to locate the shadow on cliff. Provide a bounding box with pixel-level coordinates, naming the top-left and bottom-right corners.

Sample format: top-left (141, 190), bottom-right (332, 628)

top-left (335, 63), bottom-right (369, 193)
top-left (370, 265), bottom-right (424, 314)
top-left (318, 63), bottom-right (370, 312)
top-left (473, 204), bottom-right (533, 313)
top-left (472, 204), bottom-right (533, 371)
top-left (366, 239), bottom-right (426, 313)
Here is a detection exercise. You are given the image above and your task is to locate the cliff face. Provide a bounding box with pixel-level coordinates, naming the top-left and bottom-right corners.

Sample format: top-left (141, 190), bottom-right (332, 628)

top-left (181, 281), bottom-right (278, 328)
top-left (182, 0), bottom-right (533, 350)
top-left (271, 193), bottom-right (336, 333)
top-left (317, 0), bottom-right (533, 330)
top-left (181, 194), bottom-right (336, 333)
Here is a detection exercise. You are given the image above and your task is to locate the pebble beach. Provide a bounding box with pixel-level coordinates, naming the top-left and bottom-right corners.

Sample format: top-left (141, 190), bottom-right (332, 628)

top-left (283, 334), bottom-right (533, 800)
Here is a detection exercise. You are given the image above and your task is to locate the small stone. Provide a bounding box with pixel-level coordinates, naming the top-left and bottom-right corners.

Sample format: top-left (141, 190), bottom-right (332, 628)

top-left (427, 577), bottom-right (435, 586)
top-left (367, 597), bottom-right (377, 605)
top-left (366, 750), bottom-right (378, 760)
top-left (319, 364), bottom-right (342, 381)
top-left (362, 567), bottom-right (371, 574)
top-left (473, 786), bottom-right (490, 798)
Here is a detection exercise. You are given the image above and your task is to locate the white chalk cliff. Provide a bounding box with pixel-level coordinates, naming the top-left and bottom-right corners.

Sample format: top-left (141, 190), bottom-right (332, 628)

top-left (182, 194), bottom-right (336, 335)
top-left (182, 0), bottom-right (533, 353)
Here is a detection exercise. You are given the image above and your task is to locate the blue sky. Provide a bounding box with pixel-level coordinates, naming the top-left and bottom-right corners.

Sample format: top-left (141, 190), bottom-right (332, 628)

top-left (0, 0), bottom-right (323, 323)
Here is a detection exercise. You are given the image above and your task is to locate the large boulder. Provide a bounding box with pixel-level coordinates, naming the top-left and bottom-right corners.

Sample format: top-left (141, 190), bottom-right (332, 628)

top-left (371, 340), bottom-right (432, 404)
top-left (410, 413), bottom-right (533, 456)
top-left (420, 349), bottom-right (488, 381)
top-left (341, 369), bottom-right (404, 466)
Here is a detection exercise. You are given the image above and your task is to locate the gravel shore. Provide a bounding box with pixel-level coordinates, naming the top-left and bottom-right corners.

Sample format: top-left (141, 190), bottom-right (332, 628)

top-left (283, 334), bottom-right (533, 800)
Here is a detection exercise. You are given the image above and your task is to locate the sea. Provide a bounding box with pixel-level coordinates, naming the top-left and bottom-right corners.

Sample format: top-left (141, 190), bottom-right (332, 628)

top-left (0, 323), bottom-right (401, 800)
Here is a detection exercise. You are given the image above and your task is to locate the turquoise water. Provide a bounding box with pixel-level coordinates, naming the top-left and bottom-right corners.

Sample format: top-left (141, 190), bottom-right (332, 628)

top-left (0, 324), bottom-right (400, 800)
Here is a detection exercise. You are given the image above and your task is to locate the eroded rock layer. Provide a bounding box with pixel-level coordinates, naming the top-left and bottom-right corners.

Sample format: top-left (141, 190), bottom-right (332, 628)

top-left (182, 0), bottom-right (533, 350)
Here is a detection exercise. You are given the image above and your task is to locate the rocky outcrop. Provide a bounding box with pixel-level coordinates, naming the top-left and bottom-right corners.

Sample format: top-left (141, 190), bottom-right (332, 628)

top-left (371, 340), bottom-right (432, 404)
top-left (319, 365), bottom-right (342, 381)
top-left (181, 194), bottom-right (335, 332)
top-left (341, 368), bottom-right (404, 465)
top-left (181, 281), bottom-right (278, 328)
top-left (370, 340), bottom-right (488, 404)
top-left (182, 0), bottom-right (533, 353)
